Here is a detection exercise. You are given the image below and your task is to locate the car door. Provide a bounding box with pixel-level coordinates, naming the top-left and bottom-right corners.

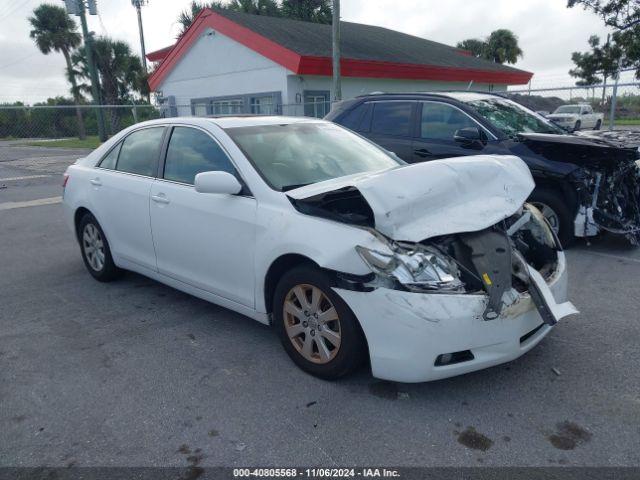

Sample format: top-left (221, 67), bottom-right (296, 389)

top-left (363, 101), bottom-right (417, 161)
top-left (149, 125), bottom-right (257, 308)
top-left (411, 101), bottom-right (493, 162)
top-left (90, 126), bottom-right (166, 271)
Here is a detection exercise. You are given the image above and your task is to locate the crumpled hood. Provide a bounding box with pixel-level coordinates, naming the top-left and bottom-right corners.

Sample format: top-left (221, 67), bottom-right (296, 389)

top-left (287, 155), bottom-right (535, 242)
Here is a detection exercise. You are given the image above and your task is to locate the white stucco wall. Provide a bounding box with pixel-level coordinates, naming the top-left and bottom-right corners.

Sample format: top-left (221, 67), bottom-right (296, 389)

top-left (155, 27), bottom-right (510, 117)
top-left (157, 28), bottom-right (291, 116)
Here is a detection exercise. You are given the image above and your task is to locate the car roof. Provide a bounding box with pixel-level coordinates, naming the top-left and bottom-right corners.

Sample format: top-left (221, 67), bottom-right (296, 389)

top-left (355, 91), bottom-right (505, 102)
top-left (130, 115), bottom-right (324, 130)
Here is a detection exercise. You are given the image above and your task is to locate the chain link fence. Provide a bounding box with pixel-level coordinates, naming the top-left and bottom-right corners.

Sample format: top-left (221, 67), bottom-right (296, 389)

top-left (2, 89), bottom-right (639, 160)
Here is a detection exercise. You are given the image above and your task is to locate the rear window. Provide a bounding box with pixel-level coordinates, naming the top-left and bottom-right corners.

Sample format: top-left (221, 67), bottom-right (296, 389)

top-left (116, 127), bottom-right (165, 177)
top-left (371, 102), bottom-right (413, 136)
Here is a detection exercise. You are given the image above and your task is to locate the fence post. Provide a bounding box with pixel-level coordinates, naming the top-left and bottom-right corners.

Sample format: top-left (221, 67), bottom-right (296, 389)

top-left (131, 103), bottom-right (138, 124)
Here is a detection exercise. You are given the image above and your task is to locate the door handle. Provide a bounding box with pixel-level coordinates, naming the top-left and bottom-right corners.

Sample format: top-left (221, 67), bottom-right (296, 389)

top-left (414, 148), bottom-right (432, 158)
top-left (151, 194), bottom-right (170, 205)
top-left (90, 178), bottom-right (102, 186)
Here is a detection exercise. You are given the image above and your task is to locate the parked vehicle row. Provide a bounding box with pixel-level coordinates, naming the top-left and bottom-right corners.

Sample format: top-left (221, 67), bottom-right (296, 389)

top-left (326, 92), bottom-right (640, 247)
top-left (63, 116), bottom-right (578, 383)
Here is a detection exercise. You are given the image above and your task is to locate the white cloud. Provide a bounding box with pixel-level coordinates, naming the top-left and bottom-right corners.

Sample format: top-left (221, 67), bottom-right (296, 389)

top-left (0, 0), bottom-right (614, 103)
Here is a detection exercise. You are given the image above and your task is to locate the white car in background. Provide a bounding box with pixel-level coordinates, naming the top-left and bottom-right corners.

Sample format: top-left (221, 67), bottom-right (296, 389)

top-left (547, 104), bottom-right (603, 131)
top-left (62, 117), bottom-right (577, 382)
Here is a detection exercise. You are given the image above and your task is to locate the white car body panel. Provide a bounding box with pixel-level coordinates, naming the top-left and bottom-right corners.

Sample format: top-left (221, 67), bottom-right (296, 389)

top-left (89, 168), bottom-right (157, 271)
top-left (62, 116), bottom-right (577, 382)
top-left (287, 155), bottom-right (534, 242)
top-left (149, 179), bottom-right (258, 308)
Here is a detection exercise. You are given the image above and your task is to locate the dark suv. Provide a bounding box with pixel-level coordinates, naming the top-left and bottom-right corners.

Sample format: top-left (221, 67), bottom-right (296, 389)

top-left (326, 92), bottom-right (640, 246)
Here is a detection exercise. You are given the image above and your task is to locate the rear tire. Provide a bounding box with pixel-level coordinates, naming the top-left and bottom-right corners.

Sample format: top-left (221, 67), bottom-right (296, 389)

top-left (78, 213), bottom-right (121, 282)
top-left (528, 187), bottom-right (575, 247)
top-left (594, 119), bottom-right (602, 130)
top-left (273, 265), bottom-right (367, 380)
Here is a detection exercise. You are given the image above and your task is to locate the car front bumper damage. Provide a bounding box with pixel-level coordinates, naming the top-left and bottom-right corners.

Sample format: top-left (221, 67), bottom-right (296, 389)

top-left (334, 252), bottom-right (575, 383)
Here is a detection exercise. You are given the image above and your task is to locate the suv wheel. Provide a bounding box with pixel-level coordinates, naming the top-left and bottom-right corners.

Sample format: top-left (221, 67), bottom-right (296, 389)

top-left (529, 188), bottom-right (575, 247)
top-left (273, 265), bottom-right (367, 379)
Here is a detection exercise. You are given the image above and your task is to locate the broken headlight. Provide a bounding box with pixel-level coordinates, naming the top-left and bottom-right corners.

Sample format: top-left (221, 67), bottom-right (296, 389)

top-left (355, 243), bottom-right (464, 292)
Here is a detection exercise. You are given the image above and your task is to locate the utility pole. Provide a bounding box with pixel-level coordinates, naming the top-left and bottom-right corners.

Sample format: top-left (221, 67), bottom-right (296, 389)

top-left (332, 0), bottom-right (341, 102)
top-left (131, 0), bottom-right (148, 72)
top-left (70, 0), bottom-right (106, 141)
top-left (609, 56), bottom-right (623, 130)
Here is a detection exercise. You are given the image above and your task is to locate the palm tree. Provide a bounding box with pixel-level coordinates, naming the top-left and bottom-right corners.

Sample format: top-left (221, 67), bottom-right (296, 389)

top-left (73, 37), bottom-right (146, 133)
top-left (485, 29), bottom-right (524, 65)
top-left (457, 29), bottom-right (523, 65)
top-left (29, 4), bottom-right (86, 139)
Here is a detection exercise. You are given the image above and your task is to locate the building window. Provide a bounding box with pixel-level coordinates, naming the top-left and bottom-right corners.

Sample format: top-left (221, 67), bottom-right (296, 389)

top-left (303, 91), bottom-right (330, 118)
top-left (212, 98), bottom-right (244, 115)
top-left (192, 102), bottom-right (208, 117)
top-left (250, 95), bottom-right (275, 115)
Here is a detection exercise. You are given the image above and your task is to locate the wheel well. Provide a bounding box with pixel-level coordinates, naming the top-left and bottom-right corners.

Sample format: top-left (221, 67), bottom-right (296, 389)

top-left (530, 178), bottom-right (578, 214)
top-left (74, 207), bottom-right (91, 242)
top-left (263, 254), bottom-right (318, 315)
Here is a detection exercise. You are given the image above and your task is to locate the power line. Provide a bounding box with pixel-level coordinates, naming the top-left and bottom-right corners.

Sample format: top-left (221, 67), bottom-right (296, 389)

top-left (0, 0), bottom-right (39, 21)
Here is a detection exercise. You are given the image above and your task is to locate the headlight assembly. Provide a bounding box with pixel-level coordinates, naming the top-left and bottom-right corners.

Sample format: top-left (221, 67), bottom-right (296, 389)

top-left (356, 243), bottom-right (464, 292)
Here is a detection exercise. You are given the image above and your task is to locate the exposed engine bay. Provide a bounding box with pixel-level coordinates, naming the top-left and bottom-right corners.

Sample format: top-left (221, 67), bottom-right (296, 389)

top-left (570, 160), bottom-right (640, 244)
top-left (352, 204), bottom-right (564, 324)
top-left (518, 132), bottom-right (640, 244)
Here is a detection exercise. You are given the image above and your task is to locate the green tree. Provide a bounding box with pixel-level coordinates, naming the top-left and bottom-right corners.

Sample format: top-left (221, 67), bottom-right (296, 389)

top-left (567, 0), bottom-right (640, 30)
top-left (456, 29), bottom-right (523, 64)
top-left (456, 39), bottom-right (486, 58)
top-left (73, 37), bottom-right (147, 133)
top-left (280, 0), bottom-right (332, 23)
top-left (176, 0), bottom-right (330, 37)
top-left (28, 3), bottom-right (86, 139)
top-left (177, 0), bottom-right (280, 38)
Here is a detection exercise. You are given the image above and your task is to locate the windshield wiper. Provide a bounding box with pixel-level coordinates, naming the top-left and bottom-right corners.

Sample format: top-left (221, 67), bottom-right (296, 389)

top-left (281, 183), bottom-right (313, 192)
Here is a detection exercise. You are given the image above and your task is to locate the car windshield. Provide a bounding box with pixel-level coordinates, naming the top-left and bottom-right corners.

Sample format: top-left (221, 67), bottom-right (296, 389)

top-left (554, 106), bottom-right (581, 114)
top-left (225, 122), bottom-right (402, 191)
top-left (466, 97), bottom-right (565, 138)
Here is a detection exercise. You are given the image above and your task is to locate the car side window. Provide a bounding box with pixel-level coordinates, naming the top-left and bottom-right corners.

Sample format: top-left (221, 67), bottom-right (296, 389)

top-left (98, 143), bottom-right (121, 170)
top-left (371, 102), bottom-right (413, 136)
top-left (340, 103), bottom-right (368, 131)
top-left (116, 127), bottom-right (165, 177)
top-left (163, 127), bottom-right (237, 185)
top-left (420, 102), bottom-right (478, 141)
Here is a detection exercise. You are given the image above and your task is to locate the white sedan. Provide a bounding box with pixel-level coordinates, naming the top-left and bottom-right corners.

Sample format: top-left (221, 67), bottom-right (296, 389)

top-left (63, 117), bottom-right (577, 382)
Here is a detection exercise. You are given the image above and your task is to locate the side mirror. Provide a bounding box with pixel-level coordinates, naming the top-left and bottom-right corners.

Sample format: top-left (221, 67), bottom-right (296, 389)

top-left (194, 171), bottom-right (242, 195)
top-left (454, 127), bottom-right (485, 149)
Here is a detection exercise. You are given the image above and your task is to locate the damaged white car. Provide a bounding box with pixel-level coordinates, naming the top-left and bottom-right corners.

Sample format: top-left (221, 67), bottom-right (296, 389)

top-left (63, 117), bottom-right (577, 382)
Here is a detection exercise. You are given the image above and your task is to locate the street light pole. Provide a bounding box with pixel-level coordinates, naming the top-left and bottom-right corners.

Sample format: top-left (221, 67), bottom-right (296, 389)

top-left (332, 0), bottom-right (341, 103)
top-left (77, 0), bottom-right (106, 141)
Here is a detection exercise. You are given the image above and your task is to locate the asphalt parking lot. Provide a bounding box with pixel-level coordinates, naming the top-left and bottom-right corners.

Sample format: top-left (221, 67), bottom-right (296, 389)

top-left (1, 142), bottom-right (639, 468)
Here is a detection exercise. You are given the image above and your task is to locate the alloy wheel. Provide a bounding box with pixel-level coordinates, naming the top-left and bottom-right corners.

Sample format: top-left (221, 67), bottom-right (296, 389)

top-left (283, 284), bottom-right (342, 364)
top-left (531, 202), bottom-right (560, 234)
top-left (82, 223), bottom-right (105, 272)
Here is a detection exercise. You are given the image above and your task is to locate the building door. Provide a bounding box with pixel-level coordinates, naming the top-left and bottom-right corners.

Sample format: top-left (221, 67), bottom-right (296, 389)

top-left (304, 91), bottom-right (330, 118)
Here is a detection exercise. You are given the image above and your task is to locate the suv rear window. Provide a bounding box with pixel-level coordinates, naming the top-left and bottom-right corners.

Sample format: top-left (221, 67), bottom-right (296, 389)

top-left (371, 102), bottom-right (413, 136)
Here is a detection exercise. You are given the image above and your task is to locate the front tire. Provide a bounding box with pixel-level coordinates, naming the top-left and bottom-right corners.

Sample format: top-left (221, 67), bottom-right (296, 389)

top-left (78, 213), bottom-right (121, 282)
top-left (573, 120), bottom-right (581, 132)
top-left (273, 265), bottom-right (367, 380)
top-left (529, 187), bottom-right (575, 247)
